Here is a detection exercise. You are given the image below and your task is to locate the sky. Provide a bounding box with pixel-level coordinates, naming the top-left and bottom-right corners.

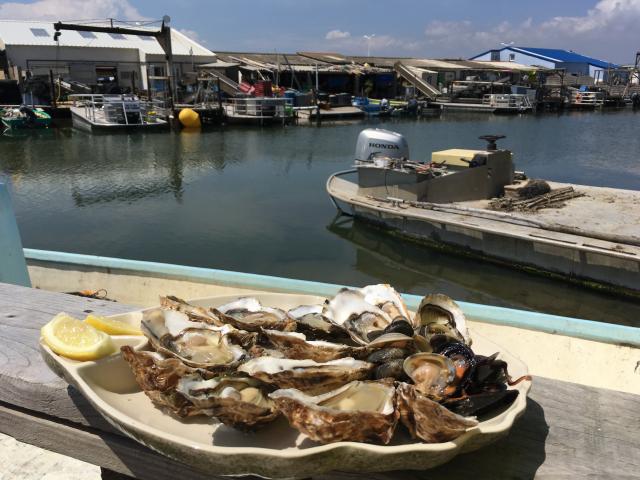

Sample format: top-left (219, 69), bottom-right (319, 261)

top-left (0, 0), bottom-right (638, 63)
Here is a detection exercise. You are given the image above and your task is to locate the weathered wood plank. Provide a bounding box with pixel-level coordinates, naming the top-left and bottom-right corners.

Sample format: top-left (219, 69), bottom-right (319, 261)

top-left (0, 282), bottom-right (639, 479)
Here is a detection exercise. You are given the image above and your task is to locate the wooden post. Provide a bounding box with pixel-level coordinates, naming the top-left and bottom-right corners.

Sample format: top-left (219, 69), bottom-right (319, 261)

top-left (0, 183), bottom-right (31, 287)
top-left (49, 70), bottom-right (57, 108)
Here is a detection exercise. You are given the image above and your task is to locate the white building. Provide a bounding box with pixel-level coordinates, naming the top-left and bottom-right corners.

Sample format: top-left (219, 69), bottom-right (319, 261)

top-left (0, 19), bottom-right (216, 91)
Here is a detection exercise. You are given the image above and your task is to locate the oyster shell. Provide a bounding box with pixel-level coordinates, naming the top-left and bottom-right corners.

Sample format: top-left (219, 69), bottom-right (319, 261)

top-left (323, 288), bottom-right (393, 345)
top-left (403, 352), bottom-right (457, 400)
top-left (237, 356), bottom-right (374, 395)
top-left (360, 284), bottom-right (411, 323)
top-left (176, 374), bottom-right (278, 430)
top-left (288, 304), bottom-right (352, 342)
top-left (121, 346), bottom-right (209, 417)
top-left (262, 329), bottom-right (359, 362)
top-left (396, 383), bottom-right (478, 443)
top-left (214, 297), bottom-right (296, 332)
top-left (415, 294), bottom-right (470, 344)
top-left (160, 295), bottom-right (225, 326)
top-left (270, 380), bottom-right (398, 444)
top-left (141, 309), bottom-right (246, 371)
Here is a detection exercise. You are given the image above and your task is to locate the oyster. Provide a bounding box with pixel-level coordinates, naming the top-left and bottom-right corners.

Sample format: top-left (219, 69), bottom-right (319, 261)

top-left (288, 304), bottom-right (351, 342)
top-left (214, 297), bottom-right (296, 332)
top-left (270, 380), bottom-right (398, 444)
top-left (121, 346), bottom-right (208, 417)
top-left (359, 284), bottom-right (411, 323)
top-left (396, 383), bottom-right (478, 443)
top-left (415, 294), bottom-right (470, 344)
top-left (160, 295), bottom-right (225, 326)
top-left (141, 309), bottom-right (246, 371)
top-left (261, 329), bottom-right (359, 362)
top-left (323, 288), bottom-right (393, 345)
top-left (237, 356), bottom-right (374, 395)
top-left (176, 374), bottom-right (278, 430)
top-left (403, 352), bottom-right (457, 400)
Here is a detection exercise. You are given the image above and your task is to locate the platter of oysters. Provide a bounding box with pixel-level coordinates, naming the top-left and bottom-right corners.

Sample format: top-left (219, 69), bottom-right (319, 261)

top-left (40, 285), bottom-right (531, 478)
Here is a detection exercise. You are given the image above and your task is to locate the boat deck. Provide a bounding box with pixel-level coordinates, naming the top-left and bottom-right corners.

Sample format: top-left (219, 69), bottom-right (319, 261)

top-left (298, 106), bottom-right (365, 120)
top-left (328, 174), bottom-right (640, 293)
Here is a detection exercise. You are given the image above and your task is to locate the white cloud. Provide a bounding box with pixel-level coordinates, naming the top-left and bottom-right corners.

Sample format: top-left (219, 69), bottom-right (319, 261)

top-left (423, 0), bottom-right (640, 62)
top-left (325, 29), bottom-right (350, 40)
top-left (179, 28), bottom-right (206, 46)
top-left (0, 0), bottom-right (147, 21)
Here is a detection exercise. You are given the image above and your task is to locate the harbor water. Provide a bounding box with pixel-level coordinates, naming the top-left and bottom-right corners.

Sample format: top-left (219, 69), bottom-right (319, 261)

top-left (2, 110), bottom-right (640, 326)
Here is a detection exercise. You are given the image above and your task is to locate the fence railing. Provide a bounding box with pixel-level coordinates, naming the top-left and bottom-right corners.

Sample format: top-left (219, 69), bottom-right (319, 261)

top-left (69, 94), bottom-right (164, 125)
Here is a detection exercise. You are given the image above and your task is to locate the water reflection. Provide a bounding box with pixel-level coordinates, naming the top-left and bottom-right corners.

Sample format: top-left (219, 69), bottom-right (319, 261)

top-left (327, 216), bottom-right (640, 326)
top-left (1, 113), bottom-right (639, 327)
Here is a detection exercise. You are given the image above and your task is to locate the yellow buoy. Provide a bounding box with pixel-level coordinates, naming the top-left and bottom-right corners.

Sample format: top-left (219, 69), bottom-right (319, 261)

top-left (178, 108), bottom-right (201, 128)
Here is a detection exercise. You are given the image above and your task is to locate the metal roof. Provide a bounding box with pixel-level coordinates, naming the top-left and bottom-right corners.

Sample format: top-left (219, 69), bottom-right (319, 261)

top-left (471, 46), bottom-right (617, 69)
top-left (0, 20), bottom-right (215, 58)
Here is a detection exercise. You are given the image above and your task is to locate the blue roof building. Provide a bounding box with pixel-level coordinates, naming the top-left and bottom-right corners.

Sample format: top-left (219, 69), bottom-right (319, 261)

top-left (470, 46), bottom-right (618, 78)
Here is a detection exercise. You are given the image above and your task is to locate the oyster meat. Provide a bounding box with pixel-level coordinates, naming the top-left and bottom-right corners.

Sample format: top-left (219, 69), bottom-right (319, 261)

top-left (214, 297), bottom-right (296, 332)
top-left (176, 374), bottom-right (278, 430)
top-left (323, 288), bottom-right (393, 345)
top-left (141, 309), bottom-right (246, 371)
top-left (396, 383), bottom-right (478, 443)
top-left (270, 380), bottom-right (398, 444)
top-left (237, 356), bottom-right (374, 395)
top-left (415, 294), bottom-right (470, 344)
top-left (403, 352), bottom-right (457, 400)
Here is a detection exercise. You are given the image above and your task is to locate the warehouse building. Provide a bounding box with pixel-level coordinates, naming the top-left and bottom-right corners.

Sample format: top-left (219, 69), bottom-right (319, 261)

top-left (470, 46), bottom-right (617, 78)
top-left (0, 19), bottom-right (216, 96)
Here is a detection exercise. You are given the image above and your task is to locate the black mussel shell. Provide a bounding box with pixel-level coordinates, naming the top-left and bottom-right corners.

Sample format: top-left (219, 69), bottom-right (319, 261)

top-left (367, 329), bottom-right (384, 342)
top-left (383, 319), bottom-right (414, 337)
top-left (469, 353), bottom-right (509, 392)
top-left (374, 358), bottom-right (408, 381)
top-left (433, 341), bottom-right (477, 389)
top-left (444, 389), bottom-right (519, 417)
top-left (429, 334), bottom-right (460, 352)
top-left (367, 347), bottom-right (407, 364)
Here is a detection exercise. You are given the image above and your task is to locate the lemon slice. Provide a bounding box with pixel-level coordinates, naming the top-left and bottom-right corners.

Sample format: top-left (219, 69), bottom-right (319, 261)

top-left (41, 313), bottom-right (116, 361)
top-left (85, 314), bottom-right (143, 336)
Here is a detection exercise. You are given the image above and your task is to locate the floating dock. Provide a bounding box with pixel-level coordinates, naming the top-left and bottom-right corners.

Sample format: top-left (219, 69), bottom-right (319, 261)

top-left (327, 172), bottom-right (640, 296)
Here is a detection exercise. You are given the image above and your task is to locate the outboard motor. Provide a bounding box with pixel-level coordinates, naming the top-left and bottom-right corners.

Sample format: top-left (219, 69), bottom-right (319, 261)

top-left (355, 129), bottom-right (409, 165)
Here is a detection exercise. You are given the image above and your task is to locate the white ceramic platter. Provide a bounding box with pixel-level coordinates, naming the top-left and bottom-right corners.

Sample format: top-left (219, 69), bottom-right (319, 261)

top-left (40, 293), bottom-right (531, 478)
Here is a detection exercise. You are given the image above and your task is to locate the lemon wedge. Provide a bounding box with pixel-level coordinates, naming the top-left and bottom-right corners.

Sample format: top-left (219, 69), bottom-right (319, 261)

top-left (41, 313), bottom-right (116, 361)
top-left (85, 314), bottom-right (143, 336)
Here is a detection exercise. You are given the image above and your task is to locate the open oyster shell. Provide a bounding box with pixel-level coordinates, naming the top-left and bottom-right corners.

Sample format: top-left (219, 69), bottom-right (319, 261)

top-left (121, 346), bottom-right (210, 417)
top-left (415, 294), bottom-right (470, 345)
top-left (237, 356), bottom-right (374, 395)
top-left (214, 297), bottom-right (296, 332)
top-left (323, 288), bottom-right (394, 345)
top-left (261, 329), bottom-right (359, 362)
top-left (176, 374), bottom-right (278, 431)
top-left (287, 304), bottom-right (352, 342)
top-left (160, 295), bottom-right (225, 326)
top-left (359, 284), bottom-right (411, 324)
top-left (141, 309), bottom-right (247, 372)
top-left (396, 383), bottom-right (478, 443)
top-left (270, 380), bottom-right (398, 444)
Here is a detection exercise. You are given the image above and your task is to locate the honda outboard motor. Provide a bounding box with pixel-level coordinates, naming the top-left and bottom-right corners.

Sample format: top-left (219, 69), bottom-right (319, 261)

top-left (355, 129), bottom-right (409, 163)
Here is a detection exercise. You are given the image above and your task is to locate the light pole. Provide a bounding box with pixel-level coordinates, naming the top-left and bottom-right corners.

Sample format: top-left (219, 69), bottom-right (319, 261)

top-left (363, 34), bottom-right (375, 57)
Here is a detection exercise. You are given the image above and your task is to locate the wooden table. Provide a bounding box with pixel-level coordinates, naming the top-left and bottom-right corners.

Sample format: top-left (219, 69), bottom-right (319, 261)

top-left (1, 282), bottom-right (638, 479)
